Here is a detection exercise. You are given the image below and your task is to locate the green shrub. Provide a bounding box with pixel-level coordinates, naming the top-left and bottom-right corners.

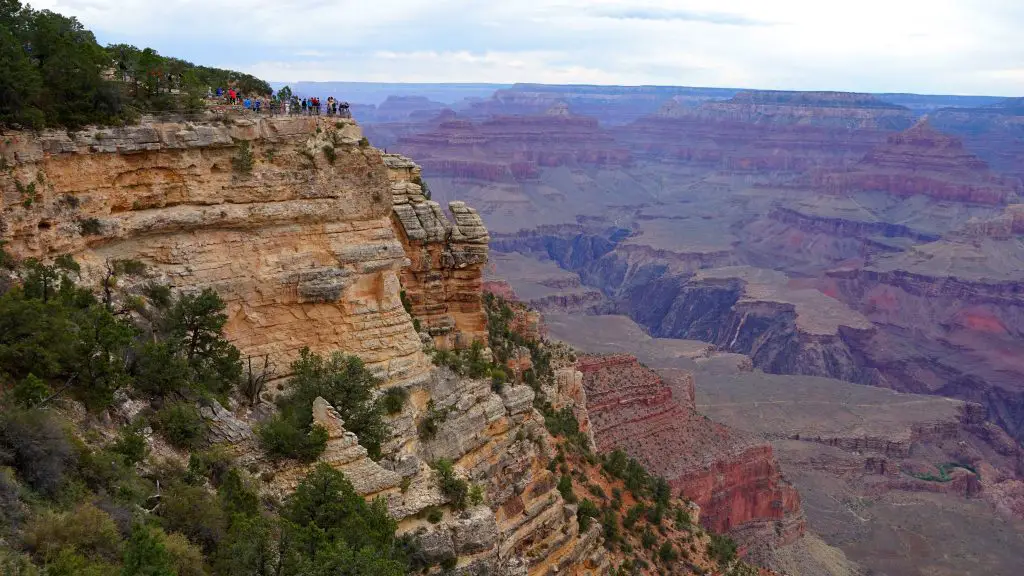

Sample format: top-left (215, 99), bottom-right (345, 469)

top-left (185, 446), bottom-right (233, 486)
top-left (675, 507), bottom-right (691, 528)
top-left (381, 386), bottom-right (409, 415)
top-left (417, 400), bottom-right (449, 441)
top-left (433, 459), bottom-right (468, 510)
top-left (623, 504), bottom-right (644, 531)
top-left (658, 541), bottom-right (678, 563)
top-left (218, 469), bottom-right (260, 520)
top-left (111, 426), bottom-right (149, 466)
top-left (708, 533), bottom-right (738, 565)
top-left (161, 532), bottom-right (206, 576)
top-left (153, 402), bottom-right (206, 450)
top-left (157, 481), bottom-right (226, 553)
top-left (232, 141), bottom-right (254, 174)
top-left (0, 408), bottom-right (76, 497)
top-left (41, 549), bottom-right (115, 576)
top-left (122, 523), bottom-right (175, 576)
top-left (322, 145), bottom-right (336, 165)
top-left (557, 474), bottom-right (577, 504)
top-left (577, 498), bottom-right (599, 530)
top-left (23, 503), bottom-right (122, 562)
top-left (426, 508), bottom-right (443, 524)
top-left (161, 289), bottom-right (243, 398)
top-left (358, 137), bottom-right (370, 148)
top-left (257, 348), bottom-right (386, 460)
top-left (257, 418), bottom-right (328, 462)
top-left (10, 374), bottom-right (50, 407)
top-left (601, 508), bottom-right (620, 547)
top-left (641, 528), bottom-right (657, 550)
top-left (132, 341), bottom-right (189, 396)
top-left (278, 463), bottom-right (403, 575)
top-left (214, 514), bottom-right (276, 576)
top-left (79, 218), bottom-right (103, 236)
top-left (469, 484), bottom-right (485, 507)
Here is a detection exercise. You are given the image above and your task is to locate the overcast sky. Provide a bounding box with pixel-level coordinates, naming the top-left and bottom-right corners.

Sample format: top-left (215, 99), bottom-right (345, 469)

top-left (32, 0), bottom-right (1024, 96)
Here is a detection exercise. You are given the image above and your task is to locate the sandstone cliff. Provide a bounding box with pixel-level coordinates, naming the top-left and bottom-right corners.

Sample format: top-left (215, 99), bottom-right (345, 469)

top-left (0, 115), bottom-right (432, 386)
top-left (1, 114), bottom-right (765, 575)
top-left (386, 153), bottom-right (489, 349)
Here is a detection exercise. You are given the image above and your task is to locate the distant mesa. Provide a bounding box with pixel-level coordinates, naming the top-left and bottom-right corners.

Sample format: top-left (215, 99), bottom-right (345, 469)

top-left (814, 120), bottom-right (1022, 205)
top-left (654, 89), bottom-right (914, 130)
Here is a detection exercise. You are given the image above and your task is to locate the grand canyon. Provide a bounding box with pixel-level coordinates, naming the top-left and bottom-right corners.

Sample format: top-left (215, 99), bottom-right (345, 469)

top-left (4, 2), bottom-right (1024, 574)
top-left (335, 82), bottom-right (1024, 575)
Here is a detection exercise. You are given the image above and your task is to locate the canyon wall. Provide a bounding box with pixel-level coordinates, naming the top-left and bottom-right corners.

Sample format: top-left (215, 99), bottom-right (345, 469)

top-left (813, 121), bottom-right (1021, 205)
top-left (0, 114), bottom-right (611, 575)
top-left (386, 153), bottom-right (489, 349)
top-left (576, 354), bottom-right (805, 548)
top-left (0, 115), bottom-right (432, 386)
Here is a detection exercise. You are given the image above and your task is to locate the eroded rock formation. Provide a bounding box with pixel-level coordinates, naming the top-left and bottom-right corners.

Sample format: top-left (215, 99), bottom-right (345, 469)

top-left (386, 153), bottom-right (489, 349)
top-left (0, 115), bottom-right (432, 385)
top-left (814, 121), bottom-right (1022, 205)
top-left (576, 354), bottom-right (805, 548)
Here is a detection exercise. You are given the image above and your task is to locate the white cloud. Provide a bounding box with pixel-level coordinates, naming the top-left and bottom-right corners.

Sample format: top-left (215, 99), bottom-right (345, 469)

top-left (29, 0), bottom-right (1024, 95)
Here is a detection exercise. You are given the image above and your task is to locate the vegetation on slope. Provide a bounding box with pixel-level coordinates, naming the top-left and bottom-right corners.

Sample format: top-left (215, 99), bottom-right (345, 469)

top-left (0, 0), bottom-right (270, 130)
top-left (0, 246), bottom-right (416, 574)
top-left (478, 290), bottom-right (757, 575)
top-left (257, 348), bottom-right (390, 461)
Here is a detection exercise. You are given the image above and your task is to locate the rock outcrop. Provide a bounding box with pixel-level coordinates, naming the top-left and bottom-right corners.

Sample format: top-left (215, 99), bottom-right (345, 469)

top-left (0, 114), bottom-right (619, 575)
top-left (576, 354), bottom-right (805, 548)
top-left (386, 153), bottom-right (489, 349)
top-left (0, 115), bottom-right (431, 385)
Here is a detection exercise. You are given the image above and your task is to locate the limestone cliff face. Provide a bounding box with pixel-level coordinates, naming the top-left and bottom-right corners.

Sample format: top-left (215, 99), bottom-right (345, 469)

top-left (0, 115), bottom-right (609, 575)
top-left (386, 154), bottom-right (489, 349)
top-left (0, 115), bottom-right (430, 385)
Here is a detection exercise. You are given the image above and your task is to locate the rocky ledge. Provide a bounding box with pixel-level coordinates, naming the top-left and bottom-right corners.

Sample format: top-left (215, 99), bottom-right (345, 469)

top-left (0, 114), bottom-right (431, 385)
top-left (576, 354), bottom-right (805, 548)
top-left (386, 153), bottom-right (490, 349)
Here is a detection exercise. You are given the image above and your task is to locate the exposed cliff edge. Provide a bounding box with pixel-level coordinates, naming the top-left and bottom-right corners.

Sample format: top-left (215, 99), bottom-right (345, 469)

top-left (385, 153), bottom-right (489, 349)
top-left (576, 354), bottom-right (805, 555)
top-left (0, 115), bottom-right (431, 387)
top-left (1, 114), bottom-right (777, 575)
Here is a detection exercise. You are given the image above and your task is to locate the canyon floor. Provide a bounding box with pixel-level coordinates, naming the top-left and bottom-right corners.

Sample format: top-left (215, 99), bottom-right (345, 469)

top-left (545, 312), bottom-right (1024, 576)
top-left (356, 84), bottom-right (1024, 574)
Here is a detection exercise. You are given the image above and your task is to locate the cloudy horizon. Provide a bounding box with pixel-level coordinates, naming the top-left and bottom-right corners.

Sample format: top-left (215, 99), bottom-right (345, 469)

top-left (30, 0), bottom-right (1024, 97)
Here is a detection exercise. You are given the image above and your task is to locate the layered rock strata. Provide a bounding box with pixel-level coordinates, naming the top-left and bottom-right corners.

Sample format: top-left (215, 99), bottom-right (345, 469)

top-left (0, 115), bottom-right (431, 385)
top-left (0, 115), bottom-right (619, 575)
top-left (385, 153), bottom-right (490, 349)
top-left (576, 354), bottom-right (805, 547)
top-left (814, 121), bottom-right (1021, 205)
top-left (619, 90), bottom-right (914, 173)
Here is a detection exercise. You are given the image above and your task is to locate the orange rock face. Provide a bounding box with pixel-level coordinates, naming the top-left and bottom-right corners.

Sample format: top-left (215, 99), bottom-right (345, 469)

top-left (395, 110), bottom-right (631, 183)
top-left (385, 154), bottom-right (489, 349)
top-left (0, 115), bottom-right (431, 385)
top-left (577, 354), bottom-right (805, 543)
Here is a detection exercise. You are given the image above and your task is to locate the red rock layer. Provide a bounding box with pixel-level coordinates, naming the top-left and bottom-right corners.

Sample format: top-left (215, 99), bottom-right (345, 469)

top-left (395, 112), bottom-right (631, 182)
top-left (616, 90), bottom-right (914, 175)
top-left (814, 122), bottom-right (1021, 205)
top-left (577, 354), bottom-right (804, 541)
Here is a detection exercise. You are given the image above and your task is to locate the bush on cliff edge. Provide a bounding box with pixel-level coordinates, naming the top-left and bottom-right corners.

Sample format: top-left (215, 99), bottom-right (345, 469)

top-left (258, 348), bottom-right (388, 461)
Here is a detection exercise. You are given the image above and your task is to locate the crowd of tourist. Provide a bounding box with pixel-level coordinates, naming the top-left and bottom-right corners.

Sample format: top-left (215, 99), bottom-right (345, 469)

top-left (209, 87), bottom-right (350, 117)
